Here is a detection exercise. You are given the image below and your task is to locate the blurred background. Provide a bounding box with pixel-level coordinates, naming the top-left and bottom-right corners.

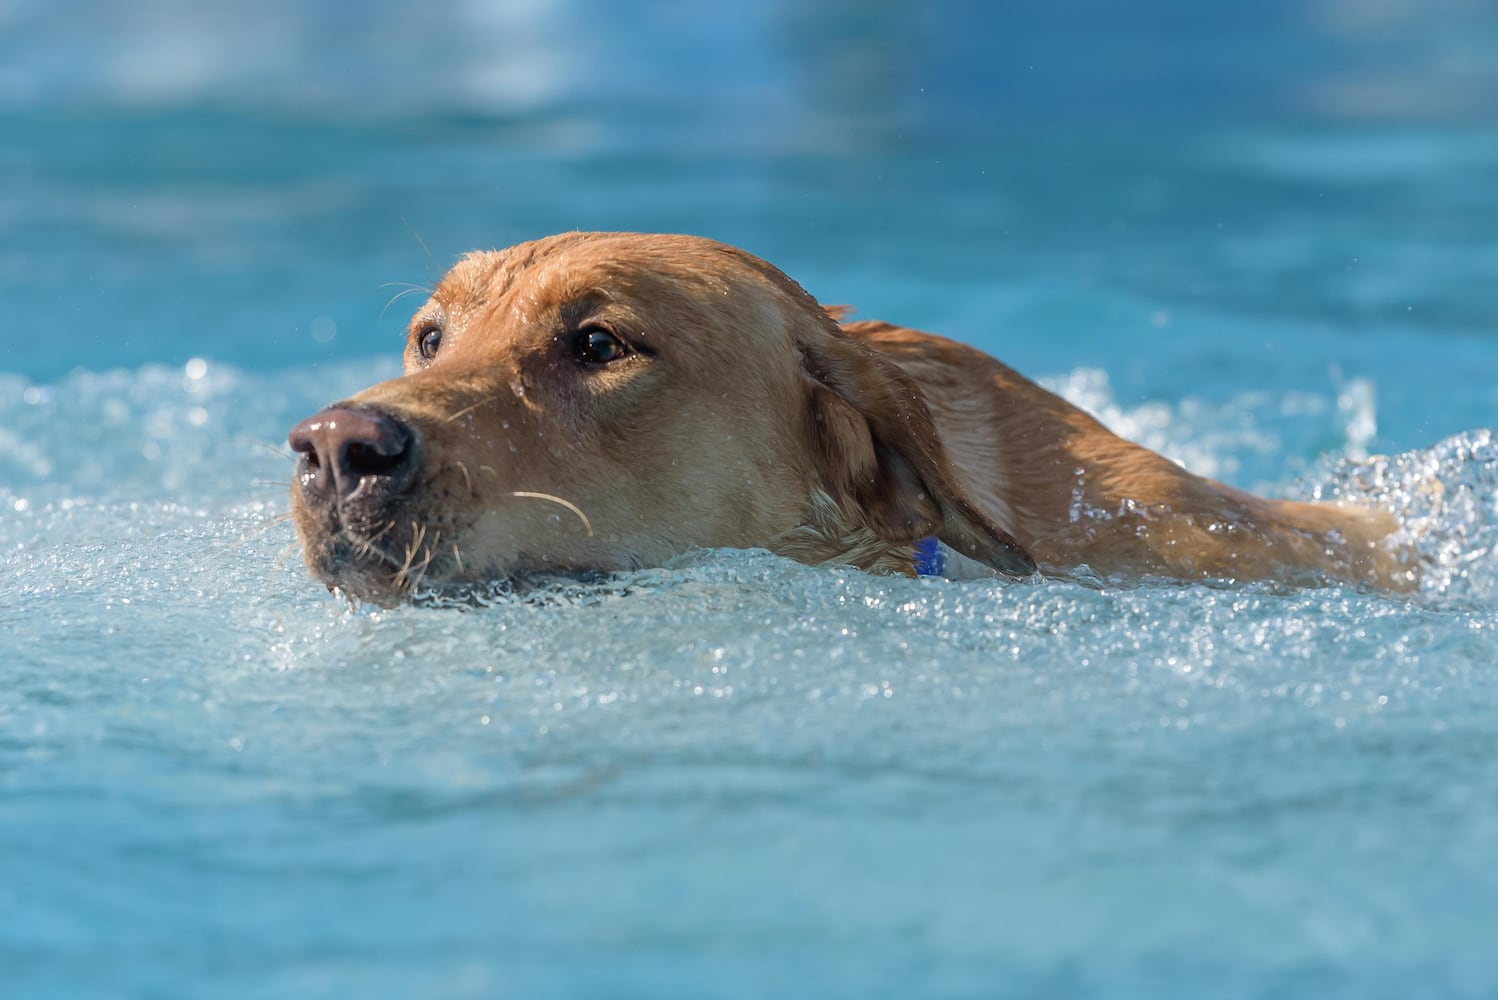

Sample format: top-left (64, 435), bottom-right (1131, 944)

top-left (5, 9), bottom-right (1498, 998)
top-left (3, 0), bottom-right (1497, 443)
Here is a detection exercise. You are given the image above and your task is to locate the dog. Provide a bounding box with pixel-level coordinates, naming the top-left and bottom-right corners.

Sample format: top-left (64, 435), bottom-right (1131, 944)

top-left (288, 232), bottom-right (1418, 604)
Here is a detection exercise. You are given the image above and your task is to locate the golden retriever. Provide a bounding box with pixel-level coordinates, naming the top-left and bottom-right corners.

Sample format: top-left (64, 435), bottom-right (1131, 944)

top-left (288, 232), bottom-right (1417, 604)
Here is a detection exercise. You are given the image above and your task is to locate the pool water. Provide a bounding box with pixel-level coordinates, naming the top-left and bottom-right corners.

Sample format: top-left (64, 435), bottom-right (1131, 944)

top-left (5, 4), bottom-right (1498, 997)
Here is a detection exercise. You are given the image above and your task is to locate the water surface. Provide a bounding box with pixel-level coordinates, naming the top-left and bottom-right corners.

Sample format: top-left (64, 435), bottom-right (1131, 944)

top-left (3, 4), bottom-right (1498, 997)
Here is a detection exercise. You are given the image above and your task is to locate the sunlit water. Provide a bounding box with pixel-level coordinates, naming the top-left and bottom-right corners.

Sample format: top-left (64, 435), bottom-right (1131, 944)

top-left (6, 4), bottom-right (1498, 993)
top-left (3, 348), bottom-right (1496, 997)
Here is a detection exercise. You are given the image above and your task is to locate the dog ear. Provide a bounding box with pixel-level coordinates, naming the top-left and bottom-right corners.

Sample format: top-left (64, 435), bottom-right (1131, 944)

top-left (799, 327), bottom-right (1036, 579)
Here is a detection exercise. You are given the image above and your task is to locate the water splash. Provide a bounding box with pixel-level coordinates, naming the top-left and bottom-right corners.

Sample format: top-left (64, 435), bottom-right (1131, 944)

top-left (1334, 372), bottom-right (1379, 461)
top-left (4, 359), bottom-right (1498, 1000)
top-left (1310, 429), bottom-right (1498, 604)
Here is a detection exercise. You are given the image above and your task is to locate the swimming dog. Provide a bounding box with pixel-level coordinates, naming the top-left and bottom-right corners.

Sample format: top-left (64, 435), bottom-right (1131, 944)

top-left (288, 232), bottom-right (1416, 604)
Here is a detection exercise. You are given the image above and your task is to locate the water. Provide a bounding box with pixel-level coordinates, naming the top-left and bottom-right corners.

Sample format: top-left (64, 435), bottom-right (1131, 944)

top-left (5, 4), bottom-right (1498, 998)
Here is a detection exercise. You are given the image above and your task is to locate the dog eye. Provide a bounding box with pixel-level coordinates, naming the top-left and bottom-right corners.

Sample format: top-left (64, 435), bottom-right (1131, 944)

top-left (417, 326), bottom-right (443, 360)
top-left (574, 327), bottom-right (630, 365)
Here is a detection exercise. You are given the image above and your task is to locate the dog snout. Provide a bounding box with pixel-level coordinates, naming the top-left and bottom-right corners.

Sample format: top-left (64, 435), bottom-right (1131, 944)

top-left (289, 406), bottom-right (418, 506)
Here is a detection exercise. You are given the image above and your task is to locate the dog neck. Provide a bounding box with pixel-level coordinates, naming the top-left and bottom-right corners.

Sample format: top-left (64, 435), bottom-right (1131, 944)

top-left (769, 487), bottom-right (920, 576)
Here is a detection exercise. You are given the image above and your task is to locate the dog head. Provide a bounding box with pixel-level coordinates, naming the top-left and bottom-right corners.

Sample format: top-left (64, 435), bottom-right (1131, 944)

top-left (288, 232), bottom-right (1034, 603)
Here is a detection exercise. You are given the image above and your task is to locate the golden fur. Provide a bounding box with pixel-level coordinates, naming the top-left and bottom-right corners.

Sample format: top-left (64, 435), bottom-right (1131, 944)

top-left (288, 232), bottom-right (1417, 604)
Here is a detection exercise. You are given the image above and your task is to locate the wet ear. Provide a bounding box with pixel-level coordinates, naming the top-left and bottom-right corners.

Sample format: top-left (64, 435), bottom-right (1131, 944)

top-left (799, 328), bottom-right (1036, 579)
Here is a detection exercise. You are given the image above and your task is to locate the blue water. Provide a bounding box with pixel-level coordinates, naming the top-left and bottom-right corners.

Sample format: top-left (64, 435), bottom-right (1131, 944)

top-left (5, 4), bottom-right (1498, 997)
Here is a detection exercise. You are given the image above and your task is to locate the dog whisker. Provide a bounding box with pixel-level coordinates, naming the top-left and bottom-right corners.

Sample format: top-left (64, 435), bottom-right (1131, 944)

top-left (445, 395), bottom-right (504, 424)
top-left (455, 461), bottom-right (475, 497)
top-left (398, 523), bottom-right (428, 588)
top-left (508, 491), bottom-right (594, 537)
top-left (228, 510), bottom-right (298, 552)
top-left (350, 535), bottom-right (378, 563)
top-left (400, 216), bottom-right (435, 262)
top-left (272, 540), bottom-right (301, 572)
top-left (257, 442), bottom-right (298, 463)
top-left (411, 530), bottom-right (441, 591)
top-left (380, 284), bottom-right (434, 322)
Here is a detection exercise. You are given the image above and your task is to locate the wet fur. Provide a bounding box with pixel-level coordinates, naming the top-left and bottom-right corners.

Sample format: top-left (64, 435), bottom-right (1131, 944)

top-left (848, 321), bottom-right (1417, 590)
top-left (289, 232), bottom-right (1417, 604)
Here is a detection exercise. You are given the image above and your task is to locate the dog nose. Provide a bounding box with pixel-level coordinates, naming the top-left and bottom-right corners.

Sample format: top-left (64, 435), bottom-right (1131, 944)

top-left (288, 406), bottom-right (417, 503)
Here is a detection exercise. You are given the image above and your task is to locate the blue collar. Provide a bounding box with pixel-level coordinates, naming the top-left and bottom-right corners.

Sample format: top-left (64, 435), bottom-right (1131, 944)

top-left (914, 536), bottom-right (944, 577)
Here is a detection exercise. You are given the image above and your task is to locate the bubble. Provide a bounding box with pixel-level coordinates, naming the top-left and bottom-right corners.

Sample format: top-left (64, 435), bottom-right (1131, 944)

top-left (310, 315), bottom-right (338, 343)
